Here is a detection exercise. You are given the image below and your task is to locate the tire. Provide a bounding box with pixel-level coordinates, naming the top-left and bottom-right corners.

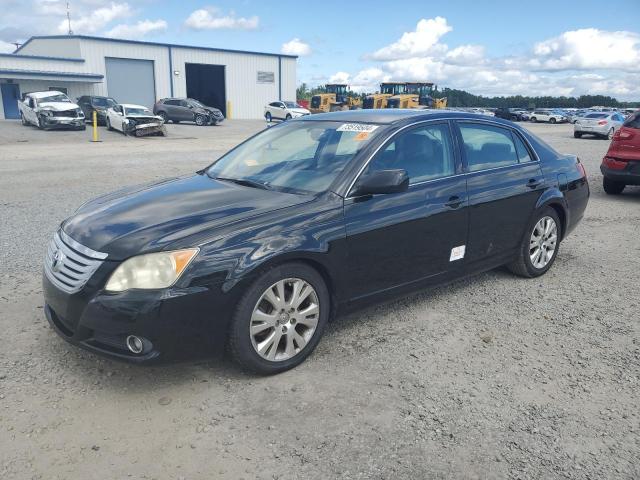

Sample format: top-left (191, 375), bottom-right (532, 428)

top-left (507, 207), bottom-right (561, 278)
top-left (265, 112), bottom-right (272, 122)
top-left (157, 111), bottom-right (167, 123)
top-left (603, 177), bottom-right (625, 195)
top-left (106, 117), bottom-right (113, 131)
top-left (550, 117), bottom-right (556, 124)
top-left (285, 114), bottom-right (292, 121)
top-left (228, 262), bottom-right (330, 374)
top-left (574, 131), bottom-right (582, 138)
top-left (195, 114), bottom-right (207, 126)
top-left (530, 117), bottom-right (537, 123)
top-left (37, 115), bottom-right (45, 130)
top-left (607, 128), bottom-right (615, 140)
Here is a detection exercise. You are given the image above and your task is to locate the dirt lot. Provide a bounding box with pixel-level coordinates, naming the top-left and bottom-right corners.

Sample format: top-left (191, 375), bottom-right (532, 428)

top-left (0, 118), bottom-right (638, 480)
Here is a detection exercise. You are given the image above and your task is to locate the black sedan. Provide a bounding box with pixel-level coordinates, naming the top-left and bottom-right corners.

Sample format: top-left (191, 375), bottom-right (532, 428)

top-left (43, 110), bottom-right (589, 374)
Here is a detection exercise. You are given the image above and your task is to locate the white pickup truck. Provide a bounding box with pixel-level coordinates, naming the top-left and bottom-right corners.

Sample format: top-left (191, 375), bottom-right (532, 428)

top-left (18, 91), bottom-right (86, 130)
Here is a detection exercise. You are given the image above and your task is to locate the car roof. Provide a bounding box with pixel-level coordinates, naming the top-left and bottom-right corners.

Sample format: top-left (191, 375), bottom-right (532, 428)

top-left (296, 108), bottom-right (516, 126)
top-left (120, 103), bottom-right (149, 109)
top-left (30, 91), bottom-right (67, 98)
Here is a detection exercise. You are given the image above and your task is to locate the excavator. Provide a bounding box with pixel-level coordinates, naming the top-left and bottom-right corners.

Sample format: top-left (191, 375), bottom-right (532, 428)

top-left (387, 82), bottom-right (447, 109)
top-left (309, 84), bottom-right (362, 113)
top-left (363, 82), bottom-right (407, 109)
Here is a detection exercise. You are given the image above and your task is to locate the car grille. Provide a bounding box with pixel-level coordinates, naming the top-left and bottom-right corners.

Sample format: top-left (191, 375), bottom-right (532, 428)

top-left (55, 110), bottom-right (78, 118)
top-left (44, 230), bottom-right (107, 294)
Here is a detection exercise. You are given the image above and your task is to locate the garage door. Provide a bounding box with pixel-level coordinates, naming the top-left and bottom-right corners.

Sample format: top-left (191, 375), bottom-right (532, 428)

top-left (105, 57), bottom-right (155, 108)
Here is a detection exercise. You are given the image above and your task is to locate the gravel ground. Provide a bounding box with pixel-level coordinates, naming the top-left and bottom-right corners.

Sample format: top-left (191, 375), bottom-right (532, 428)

top-left (0, 119), bottom-right (638, 479)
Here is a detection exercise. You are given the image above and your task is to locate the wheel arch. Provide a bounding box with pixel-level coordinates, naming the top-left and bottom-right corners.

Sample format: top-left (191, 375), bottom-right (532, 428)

top-left (535, 189), bottom-right (568, 240)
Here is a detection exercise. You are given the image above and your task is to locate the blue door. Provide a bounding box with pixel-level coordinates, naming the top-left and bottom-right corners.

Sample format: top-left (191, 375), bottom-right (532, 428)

top-left (1, 83), bottom-right (21, 119)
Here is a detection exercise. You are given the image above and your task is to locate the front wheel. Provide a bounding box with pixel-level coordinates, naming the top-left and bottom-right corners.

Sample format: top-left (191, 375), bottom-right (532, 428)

top-left (550, 117), bottom-right (557, 124)
top-left (603, 177), bottom-right (625, 195)
top-left (195, 114), bottom-right (207, 126)
top-left (285, 114), bottom-right (292, 121)
top-left (228, 262), bottom-right (329, 374)
top-left (574, 131), bottom-right (582, 138)
top-left (530, 117), bottom-right (537, 123)
top-left (508, 207), bottom-right (561, 278)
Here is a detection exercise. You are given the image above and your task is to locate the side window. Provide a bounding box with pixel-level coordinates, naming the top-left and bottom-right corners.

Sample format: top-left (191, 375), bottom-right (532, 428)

top-left (512, 132), bottom-right (533, 163)
top-left (623, 113), bottom-right (640, 129)
top-left (269, 102), bottom-right (280, 107)
top-left (366, 123), bottom-right (455, 184)
top-left (459, 123), bottom-right (519, 172)
top-left (180, 100), bottom-right (190, 107)
top-left (165, 99), bottom-right (180, 106)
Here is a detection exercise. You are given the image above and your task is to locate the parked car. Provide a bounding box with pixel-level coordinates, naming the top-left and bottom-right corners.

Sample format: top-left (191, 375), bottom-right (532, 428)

top-left (493, 108), bottom-right (519, 121)
top-left (18, 91), bottom-right (85, 130)
top-left (42, 110), bottom-right (589, 374)
top-left (529, 110), bottom-right (567, 124)
top-left (106, 103), bottom-right (165, 136)
top-left (568, 110), bottom-right (590, 124)
top-left (574, 112), bottom-right (625, 140)
top-left (77, 95), bottom-right (117, 125)
top-left (264, 101), bottom-right (310, 122)
top-left (153, 98), bottom-right (224, 126)
top-left (600, 111), bottom-right (640, 194)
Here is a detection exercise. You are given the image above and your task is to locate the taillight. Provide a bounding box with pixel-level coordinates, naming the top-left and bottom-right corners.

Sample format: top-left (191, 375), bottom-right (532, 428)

top-left (598, 120), bottom-right (607, 125)
top-left (618, 129), bottom-right (634, 140)
top-left (576, 158), bottom-right (587, 177)
top-left (602, 156), bottom-right (628, 170)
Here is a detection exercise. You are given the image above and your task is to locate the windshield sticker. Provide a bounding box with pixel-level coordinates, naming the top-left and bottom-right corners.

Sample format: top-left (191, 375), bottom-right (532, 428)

top-left (354, 132), bottom-right (371, 141)
top-left (337, 123), bottom-right (379, 133)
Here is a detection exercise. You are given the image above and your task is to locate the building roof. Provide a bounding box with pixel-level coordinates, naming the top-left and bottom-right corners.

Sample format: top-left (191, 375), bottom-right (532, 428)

top-left (0, 52), bottom-right (84, 62)
top-left (16, 35), bottom-right (297, 59)
top-left (0, 68), bottom-right (103, 81)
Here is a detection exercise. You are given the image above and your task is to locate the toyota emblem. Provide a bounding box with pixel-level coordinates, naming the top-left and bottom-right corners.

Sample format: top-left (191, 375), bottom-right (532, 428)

top-left (51, 249), bottom-right (65, 273)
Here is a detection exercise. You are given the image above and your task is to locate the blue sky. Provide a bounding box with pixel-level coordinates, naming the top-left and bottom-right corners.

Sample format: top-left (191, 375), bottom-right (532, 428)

top-left (2, 0), bottom-right (639, 99)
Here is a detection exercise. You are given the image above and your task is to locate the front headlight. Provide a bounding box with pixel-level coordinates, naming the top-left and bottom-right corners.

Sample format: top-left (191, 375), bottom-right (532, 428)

top-left (105, 249), bottom-right (199, 292)
top-left (40, 109), bottom-right (53, 117)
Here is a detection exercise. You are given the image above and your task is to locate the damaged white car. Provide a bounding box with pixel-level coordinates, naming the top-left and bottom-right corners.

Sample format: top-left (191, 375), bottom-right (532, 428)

top-left (18, 91), bottom-right (86, 130)
top-left (106, 103), bottom-right (166, 137)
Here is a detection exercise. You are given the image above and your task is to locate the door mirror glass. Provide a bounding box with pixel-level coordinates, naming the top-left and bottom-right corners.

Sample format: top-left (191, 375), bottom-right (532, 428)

top-left (352, 169), bottom-right (409, 196)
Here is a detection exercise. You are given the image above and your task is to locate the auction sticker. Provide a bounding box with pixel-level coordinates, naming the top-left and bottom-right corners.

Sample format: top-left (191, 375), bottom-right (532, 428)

top-left (337, 123), bottom-right (379, 133)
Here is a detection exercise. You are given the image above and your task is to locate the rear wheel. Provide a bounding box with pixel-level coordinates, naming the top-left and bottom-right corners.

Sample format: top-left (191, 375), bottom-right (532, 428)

top-left (603, 177), bottom-right (625, 195)
top-left (530, 117), bottom-right (537, 123)
top-left (228, 262), bottom-right (329, 374)
top-left (265, 112), bottom-right (272, 122)
top-left (574, 131), bottom-right (582, 138)
top-left (195, 114), bottom-right (207, 126)
top-left (508, 207), bottom-right (560, 278)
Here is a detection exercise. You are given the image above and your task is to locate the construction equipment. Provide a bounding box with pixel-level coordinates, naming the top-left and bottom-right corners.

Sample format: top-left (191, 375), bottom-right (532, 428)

top-left (387, 82), bottom-right (447, 109)
top-left (363, 82), bottom-right (407, 109)
top-left (309, 84), bottom-right (362, 113)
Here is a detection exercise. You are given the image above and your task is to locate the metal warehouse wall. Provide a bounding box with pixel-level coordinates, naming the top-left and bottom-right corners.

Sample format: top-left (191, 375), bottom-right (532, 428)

top-left (171, 49), bottom-right (296, 119)
top-left (280, 57), bottom-right (297, 103)
top-left (18, 38), bottom-right (82, 58)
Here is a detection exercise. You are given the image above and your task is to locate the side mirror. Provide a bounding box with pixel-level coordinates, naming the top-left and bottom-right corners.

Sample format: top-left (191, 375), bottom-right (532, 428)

top-left (351, 169), bottom-right (409, 196)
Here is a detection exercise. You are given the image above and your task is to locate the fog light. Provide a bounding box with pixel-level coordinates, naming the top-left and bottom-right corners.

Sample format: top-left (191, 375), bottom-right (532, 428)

top-left (126, 335), bottom-right (144, 354)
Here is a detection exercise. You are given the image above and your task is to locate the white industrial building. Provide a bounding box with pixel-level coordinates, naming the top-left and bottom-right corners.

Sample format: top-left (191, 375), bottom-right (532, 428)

top-left (0, 35), bottom-right (297, 120)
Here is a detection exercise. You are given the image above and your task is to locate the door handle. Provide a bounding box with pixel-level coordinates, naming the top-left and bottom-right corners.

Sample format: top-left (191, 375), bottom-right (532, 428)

top-left (444, 195), bottom-right (464, 209)
top-left (526, 178), bottom-right (542, 189)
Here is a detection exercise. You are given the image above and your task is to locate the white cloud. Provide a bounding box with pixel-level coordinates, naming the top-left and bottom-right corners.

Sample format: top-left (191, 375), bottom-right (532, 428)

top-left (184, 7), bottom-right (258, 30)
top-left (531, 28), bottom-right (640, 71)
top-left (281, 38), bottom-right (311, 56)
top-left (368, 17), bottom-right (451, 61)
top-left (106, 19), bottom-right (167, 39)
top-left (0, 40), bottom-right (16, 53)
top-left (325, 17), bottom-right (640, 100)
top-left (57, 2), bottom-right (133, 34)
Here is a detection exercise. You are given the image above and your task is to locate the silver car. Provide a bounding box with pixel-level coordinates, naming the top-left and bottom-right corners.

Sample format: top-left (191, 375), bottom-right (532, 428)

top-left (574, 112), bottom-right (626, 139)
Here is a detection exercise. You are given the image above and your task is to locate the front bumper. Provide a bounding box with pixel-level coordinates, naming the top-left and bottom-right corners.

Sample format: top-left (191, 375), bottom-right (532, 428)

top-left (43, 272), bottom-right (230, 363)
top-left (42, 116), bottom-right (85, 129)
top-left (601, 160), bottom-right (640, 185)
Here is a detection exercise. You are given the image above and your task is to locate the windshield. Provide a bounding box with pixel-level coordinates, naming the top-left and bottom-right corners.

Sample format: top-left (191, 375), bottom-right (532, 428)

top-left (126, 107), bottom-right (152, 115)
top-left (190, 100), bottom-right (207, 108)
top-left (92, 97), bottom-right (116, 107)
top-left (206, 121), bottom-right (381, 194)
top-left (39, 94), bottom-right (70, 103)
top-left (284, 101), bottom-right (300, 108)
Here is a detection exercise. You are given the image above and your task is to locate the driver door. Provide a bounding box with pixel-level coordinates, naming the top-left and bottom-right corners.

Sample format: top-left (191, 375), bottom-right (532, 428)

top-left (344, 122), bottom-right (468, 299)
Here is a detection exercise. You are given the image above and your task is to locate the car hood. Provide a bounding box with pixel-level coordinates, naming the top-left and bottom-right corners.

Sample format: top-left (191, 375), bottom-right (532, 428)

top-left (125, 114), bottom-right (163, 121)
top-left (62, 174), bottom-right (311, 260)
top-left (40, 102), bottom-right (80, 111)
top-left (290, 108), bottom-right (310, 115)
top-left (196, 107), bottom-right (222, 116)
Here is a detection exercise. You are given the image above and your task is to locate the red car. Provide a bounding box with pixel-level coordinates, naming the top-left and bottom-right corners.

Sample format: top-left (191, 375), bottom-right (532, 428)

top-left (601, 111), bottom-right (640, 194)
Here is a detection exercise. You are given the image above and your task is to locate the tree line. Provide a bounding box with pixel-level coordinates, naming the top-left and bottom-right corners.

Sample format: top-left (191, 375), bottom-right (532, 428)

top-left (296, 83), bottom-right (639, 109)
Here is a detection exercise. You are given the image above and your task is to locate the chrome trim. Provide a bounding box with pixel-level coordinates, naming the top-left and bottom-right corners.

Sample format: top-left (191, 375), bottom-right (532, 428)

top-left (44, 230), bottom-right (107, 294)
top-left (344, 116), bottom-right (541, 197)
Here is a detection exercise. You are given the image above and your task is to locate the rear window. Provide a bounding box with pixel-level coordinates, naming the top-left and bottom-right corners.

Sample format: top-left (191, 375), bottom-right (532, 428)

top-left (585, 113), bottom-right (607, 119)
top-left (623, 113), bottom-right (640, 129)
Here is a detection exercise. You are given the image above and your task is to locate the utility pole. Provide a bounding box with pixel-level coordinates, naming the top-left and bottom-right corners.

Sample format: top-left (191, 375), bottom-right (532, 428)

top-left (66, 2), bottom-right (73, 35)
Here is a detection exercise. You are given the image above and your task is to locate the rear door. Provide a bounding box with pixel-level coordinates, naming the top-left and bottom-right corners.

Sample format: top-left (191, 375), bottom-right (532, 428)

top-left (454, 121), bottom-right (545, 264)
top-left (344, 121), bottom-right (468, 299)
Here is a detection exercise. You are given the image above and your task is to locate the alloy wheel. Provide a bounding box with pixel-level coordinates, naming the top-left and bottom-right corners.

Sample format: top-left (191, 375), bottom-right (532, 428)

top-left (250, 278), bottom-right (320, 362)
top-left (529, 216), bottom-right (558, 269)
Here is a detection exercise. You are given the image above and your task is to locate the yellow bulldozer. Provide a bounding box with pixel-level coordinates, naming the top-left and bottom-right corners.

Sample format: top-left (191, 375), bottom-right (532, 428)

top-left (309, 84), bottom-right (362, 113)
top-left (386, 82), bottom-right (447, 109)
top-left (363, 82), bottom-right (408, 109)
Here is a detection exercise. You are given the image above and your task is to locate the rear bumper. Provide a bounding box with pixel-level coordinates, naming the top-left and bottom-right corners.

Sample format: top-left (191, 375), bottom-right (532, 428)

top-left (601, 161), bottom-right (640, 185)
top-left (575, 125), bottom-right (609, 136)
